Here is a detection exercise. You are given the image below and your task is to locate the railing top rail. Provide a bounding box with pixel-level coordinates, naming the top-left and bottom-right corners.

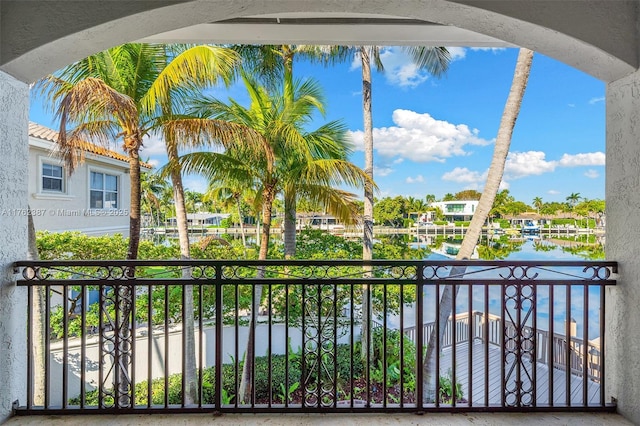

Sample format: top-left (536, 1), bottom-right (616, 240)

top-left (14, 259), bottom-right (618, 268)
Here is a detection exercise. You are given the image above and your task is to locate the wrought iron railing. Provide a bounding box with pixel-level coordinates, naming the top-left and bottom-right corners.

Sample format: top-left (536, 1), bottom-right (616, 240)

top-left (13, 259), bottom-right (616, 414)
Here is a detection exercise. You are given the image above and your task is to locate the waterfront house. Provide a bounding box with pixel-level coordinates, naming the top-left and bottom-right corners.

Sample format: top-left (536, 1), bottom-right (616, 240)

top-left (430, 200), bottom-right (479, 222)
top-left (27, 122), bottom-right (152, 236)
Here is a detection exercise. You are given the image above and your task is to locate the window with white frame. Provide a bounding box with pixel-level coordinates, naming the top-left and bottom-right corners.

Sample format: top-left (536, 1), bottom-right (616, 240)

top-left (42, 163), bottom-right (64, 192)
top-left (90, 171), bottom-right (118, 209)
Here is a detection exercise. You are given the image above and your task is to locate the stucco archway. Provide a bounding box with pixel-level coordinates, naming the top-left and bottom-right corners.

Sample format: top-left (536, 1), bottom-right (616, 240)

top-left (1, 1), bottom-right (639, 423)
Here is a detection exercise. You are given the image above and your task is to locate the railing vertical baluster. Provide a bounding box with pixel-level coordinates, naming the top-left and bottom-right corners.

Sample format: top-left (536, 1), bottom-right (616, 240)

top-left (97, 284), bottom-right (103, 409)
top-left (582, 283), bottom-right (589, 406)
top-left (566, 284), bottom-right (571, 406)
top-left (468, 284), bottom-right (473, 407)
top-left (600, 284), bottom-right (606, 407)
top-left (131, 283), bottom-right (136, 408)
top-left (267, 282), bottom-right (272, 408)
top-left (215, 266), bottom-right (222, 411)
top-left (197, 281), bottom-right (203, 409)
top-left (532, 284), bottom-right (538, 407)
top-left (484, 284), bottom-right (489, 408)
top-left (301, 275), bottom-right (306, 407)
top-left (234, 280), bottom-right (239, 409)
top-left (515, 284), bottom-right (521, 407)
top-left (114, 284), bottom-right (121, 409)
top-left (164, 284), bottom-right (169, 408)
top-left (500, 283), bottom-right (505, 408)
top-left (181, 282), bottom-right (186, 407)
top-left (451, 282), bottom-right (457, 408)
top-left (399, 280), bottom-right (404, 408)
top-left (251, 281), bottom-right (256, 408)
top-left (333, 280), bottom-right (338, 408)
top-left (434, 276), bottom-right (440, 409)
top-left (349, 282), bottom-right (354, 409)
top-left (284, 279), bottom-right (289, 409)
top-left (416, 264), bottom-right (424, 410)
top-left (80, 285), bottom-right (86, 409)
top-left (316, 281), bottom-right (322, 408)
top-left (147, 284), bottom-right (152, 409)
top-left (383, 281), bottom-right (388, 408)
top-left (62, 283), bottom-right (68, 409)
top-left (26, 285), bottom-right (32, 410)
top-left (549, 284), bottom-right (555, 406)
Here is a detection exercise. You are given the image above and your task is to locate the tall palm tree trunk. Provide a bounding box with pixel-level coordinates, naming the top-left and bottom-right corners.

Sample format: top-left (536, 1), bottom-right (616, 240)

top-left (422, 48), bottom-right (534, 402)
top-left (239, 183), bottom-right (276, 402)
top-left (237, 196), bottom-right (247, 257)
top-left (283, 190), bottom-right (296, 258)
top-left (27, 207), bottom-right (46, 406)
top-left (115, 144), bottom-right (142, 407)
top-left (361, 46), bottom-right (374, 362)
top-left (167, 139), bottom-right (198, 405)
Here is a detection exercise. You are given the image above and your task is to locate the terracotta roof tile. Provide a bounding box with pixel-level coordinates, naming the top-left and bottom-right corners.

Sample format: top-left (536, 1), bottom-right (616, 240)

top-left (29, 122), bottom-right (153, 169)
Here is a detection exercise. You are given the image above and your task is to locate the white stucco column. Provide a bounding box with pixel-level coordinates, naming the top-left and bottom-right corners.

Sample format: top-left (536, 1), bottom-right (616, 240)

top-left (606, 70), bottom-right (640, 424)
top-left (0, 70), bottom-right (29, 423)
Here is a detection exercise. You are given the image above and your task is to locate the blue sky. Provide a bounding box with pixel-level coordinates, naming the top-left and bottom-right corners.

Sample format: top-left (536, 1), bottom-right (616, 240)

top-left (29, 46), bottom-right (606, 205)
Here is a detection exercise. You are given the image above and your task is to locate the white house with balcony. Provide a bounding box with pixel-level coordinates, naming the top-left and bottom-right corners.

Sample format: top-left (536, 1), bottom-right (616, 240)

top-left (27, 122), bottom-right (151, 236)
top-left (430, 200), bottom-right (479, 222)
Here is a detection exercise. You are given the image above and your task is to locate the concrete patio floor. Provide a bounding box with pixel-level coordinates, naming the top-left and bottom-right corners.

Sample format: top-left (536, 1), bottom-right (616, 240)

top-left (3, 412), bottom-right (632, 425)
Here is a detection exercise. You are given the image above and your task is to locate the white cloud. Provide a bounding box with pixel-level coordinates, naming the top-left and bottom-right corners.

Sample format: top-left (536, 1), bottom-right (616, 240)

top-left (584, 169), bottom-right (600, 178)
top-left (140, 132), bottom-right (167, 156)
top-left (548, 189), bottom-right (560, 195)
top-left (392, 158), bottom-right (404, 165)
top-left (504, 151), bottom-right (557, 179)
top-left (348, 109), bottom-right (492, 162)
top-left (568, 103), bottom-right (576, 108)
top-left (441, 150), bottom-right (605, 190)
top-left (442, 167), bottom-right (485, 183)
top-left (469, 47), bottom-right (507, 54)
top-left (588, 96), bottom-right (605, 105)
top-left (558, 152), bottom-right (605, 167)
top-left (376, 166), bottom-right (394, 177)
top-left (378, 48), bottom-right (430, 88)
top-left (406, 175), bottom-right (425, 183)
top-left (446, 47), bottom-right (467, 62)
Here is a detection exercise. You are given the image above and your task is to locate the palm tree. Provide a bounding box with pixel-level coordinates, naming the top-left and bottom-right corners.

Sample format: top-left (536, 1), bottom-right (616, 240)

top-left (422, 48), bottom-right (534, 401)
top-left (566, 192), bottom-right (582, 210)
top-left (236, 44), bottom-right (353, 258)
top-left (177, 72), bottom-right (366, 403)
top-left (40, 42), bottom-right (239, 406)
top-left (358, 46), bottom-right (450, 361)
top-left (204, 179), bottom-right (258, 257)
top-left (533, 196), bottom-right (543, 215)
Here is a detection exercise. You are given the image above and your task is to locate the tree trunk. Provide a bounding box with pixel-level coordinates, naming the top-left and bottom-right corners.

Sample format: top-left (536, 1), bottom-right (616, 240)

top-left (237, 196), bottom-right (247, 258)
top-left (283, 189), bottom-right (297, 258)
top-left (422, 48), bottom-right (534, 402)
top-left (239, 183), bottom-right (276, 403)
top-left (167, 138), bottom-right (198, 405)
top-left (361, 46), bottom-right (374, 362)
top-left (115, 144), bottom-right (143, 407)
top-left (27, 207), bottom-right (46, 406)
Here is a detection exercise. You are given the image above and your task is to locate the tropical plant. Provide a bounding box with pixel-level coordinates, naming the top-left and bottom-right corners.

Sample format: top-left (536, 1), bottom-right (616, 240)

top-left (40, 42), bottom-right (240, 405)
top-left (177, 72), bottom-right (365, 403)
top-left (566, 192), bottom-right (582, 209)
top-left (422, 48), bottom-right (534, 401)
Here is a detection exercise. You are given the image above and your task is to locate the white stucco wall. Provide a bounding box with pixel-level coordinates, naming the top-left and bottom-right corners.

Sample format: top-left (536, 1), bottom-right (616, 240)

top-left (0, 70), bottom-right (29, 423)
top-left (28, 140), bottom-right (131, 236)
top-left (606, 70), bottom-right (640, 424)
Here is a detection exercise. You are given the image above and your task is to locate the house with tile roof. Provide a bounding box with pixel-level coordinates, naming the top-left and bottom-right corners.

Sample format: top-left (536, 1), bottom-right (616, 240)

top-left (27, 122), bottom-right (152, 236)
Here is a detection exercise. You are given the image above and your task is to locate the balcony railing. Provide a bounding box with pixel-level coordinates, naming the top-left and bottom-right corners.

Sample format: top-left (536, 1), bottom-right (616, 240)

top-left (13, 259), bottom-right (616, 415)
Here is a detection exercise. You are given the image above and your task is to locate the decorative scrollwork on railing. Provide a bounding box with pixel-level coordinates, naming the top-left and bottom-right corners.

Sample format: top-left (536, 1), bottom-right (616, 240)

top-left (503, 282), bottom-right (535, 407)
top-left (302, 283), bottom-right (337, 407)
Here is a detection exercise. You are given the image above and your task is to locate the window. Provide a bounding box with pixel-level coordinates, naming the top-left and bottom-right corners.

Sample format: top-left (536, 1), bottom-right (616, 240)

top-left (90, 171), bottom-right (118, 209)
top-left (42, 163), bottom-right (63, 192)
top-left (446, 204), bottom-right (465, 213)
